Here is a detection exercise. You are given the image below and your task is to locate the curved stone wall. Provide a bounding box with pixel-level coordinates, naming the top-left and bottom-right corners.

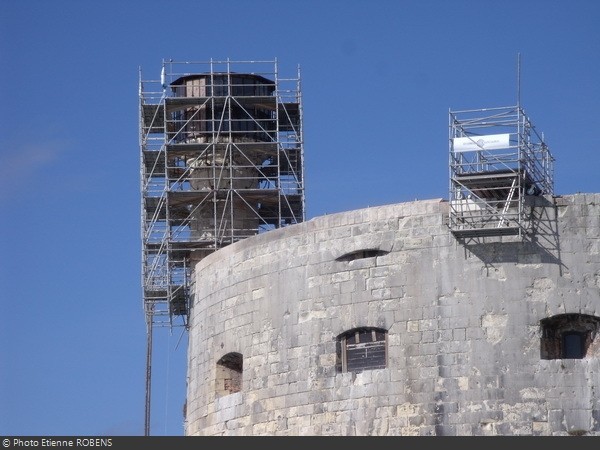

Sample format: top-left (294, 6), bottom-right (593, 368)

top-left (185, 194), bottom-right (600, 435)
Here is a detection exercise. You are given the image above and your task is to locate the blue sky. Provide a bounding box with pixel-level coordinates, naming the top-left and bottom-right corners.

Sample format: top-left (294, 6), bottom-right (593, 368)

top-left (1, 0), bottom-right (599, 436)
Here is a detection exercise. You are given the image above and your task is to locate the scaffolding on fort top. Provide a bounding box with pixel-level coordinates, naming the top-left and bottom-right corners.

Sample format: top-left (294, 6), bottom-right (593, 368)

top-left (140, 59), bottom-right (304, 328)
top-left (448, 105), bottom-right (554, 239)
top-left (139, 59), bottom-right (304, 434)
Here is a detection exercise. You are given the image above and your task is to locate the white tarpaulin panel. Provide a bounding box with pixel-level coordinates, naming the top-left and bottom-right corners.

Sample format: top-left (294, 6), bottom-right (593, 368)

top-left (453, 133), bottom-right (511, 152)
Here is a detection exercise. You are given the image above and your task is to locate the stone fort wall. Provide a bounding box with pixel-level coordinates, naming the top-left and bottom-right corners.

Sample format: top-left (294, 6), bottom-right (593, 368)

top-left (185, 194), bottom-right (600, 435)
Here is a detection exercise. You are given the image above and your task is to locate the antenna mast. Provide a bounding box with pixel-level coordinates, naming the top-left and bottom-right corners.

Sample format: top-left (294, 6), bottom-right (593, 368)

top-left (517, 53), bottom-right (521, 108)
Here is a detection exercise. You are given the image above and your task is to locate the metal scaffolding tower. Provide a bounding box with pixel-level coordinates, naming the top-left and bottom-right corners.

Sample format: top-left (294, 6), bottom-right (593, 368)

top-left (449, 105), bottom-right (554, 238)
top-left (139, 59), bottom-right (304, 434)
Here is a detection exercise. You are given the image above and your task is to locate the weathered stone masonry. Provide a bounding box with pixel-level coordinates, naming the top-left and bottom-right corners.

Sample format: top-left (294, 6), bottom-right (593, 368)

top-left (185, 193), bottom-right (600, 435)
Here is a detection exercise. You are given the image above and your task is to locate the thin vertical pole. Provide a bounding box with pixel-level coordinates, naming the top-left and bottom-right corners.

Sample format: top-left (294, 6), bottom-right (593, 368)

top-left (517, 53), bottom-right (521, 109)
top-left (516, 53), bottom-right (523, 237)
top-left (144, 319), bottom-right (153, 436)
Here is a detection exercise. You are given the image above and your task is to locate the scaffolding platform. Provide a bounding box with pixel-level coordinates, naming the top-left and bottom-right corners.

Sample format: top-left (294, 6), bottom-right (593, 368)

top-left (448, 105), bottom-right (554, 239)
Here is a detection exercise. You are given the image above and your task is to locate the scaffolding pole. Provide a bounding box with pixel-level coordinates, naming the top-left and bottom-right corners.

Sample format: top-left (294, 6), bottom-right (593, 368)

top-left (144, 319), bottom-right (152, 436)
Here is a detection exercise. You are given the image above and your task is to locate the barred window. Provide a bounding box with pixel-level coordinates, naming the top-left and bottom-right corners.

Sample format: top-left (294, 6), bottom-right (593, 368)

top-left (216, 352), bottom-right (243, 395)
top-left (337, 328), bottom-right (388, 373)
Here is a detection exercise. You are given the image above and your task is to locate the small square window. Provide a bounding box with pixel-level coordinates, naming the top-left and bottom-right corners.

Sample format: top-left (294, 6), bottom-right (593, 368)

top-left (540, 314), bottom-right (599, 360)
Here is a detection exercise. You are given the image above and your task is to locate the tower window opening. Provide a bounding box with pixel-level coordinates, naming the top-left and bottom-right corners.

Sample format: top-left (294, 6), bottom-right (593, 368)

top-left (336, 327), bottom-right (388, 373)
top-left (216, 352), bottom-right (243, 395)
top-left (336, 249), bottom-right (389, 262)
top-left (540, 314), bottom-right (600, 360)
